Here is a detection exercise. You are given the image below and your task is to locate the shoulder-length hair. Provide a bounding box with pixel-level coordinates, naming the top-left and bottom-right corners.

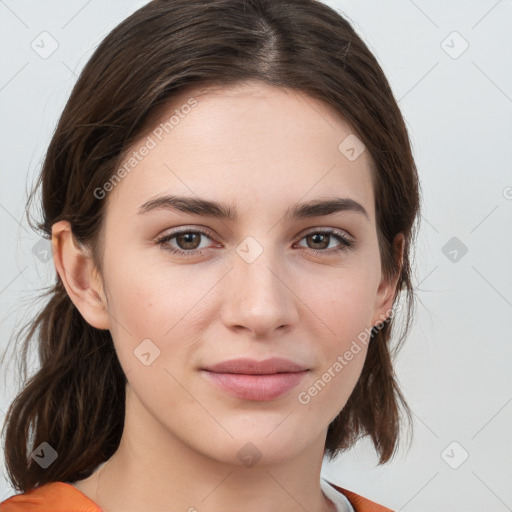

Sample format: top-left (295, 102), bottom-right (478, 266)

top-left (1, 0), bottom-right (420, 493)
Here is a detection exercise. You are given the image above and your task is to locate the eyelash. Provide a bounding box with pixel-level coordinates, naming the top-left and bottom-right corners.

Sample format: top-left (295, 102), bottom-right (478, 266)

top-left (154, 227), bottom-right (354, 257)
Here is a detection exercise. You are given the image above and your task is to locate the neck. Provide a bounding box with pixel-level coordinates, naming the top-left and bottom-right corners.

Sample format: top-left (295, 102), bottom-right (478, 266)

top-left (76, 385), bottom-right (337, 512)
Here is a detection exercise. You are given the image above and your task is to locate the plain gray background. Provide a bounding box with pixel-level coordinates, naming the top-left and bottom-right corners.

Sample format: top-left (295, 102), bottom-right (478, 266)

top-left (1, 1), bottom-right (511, 511)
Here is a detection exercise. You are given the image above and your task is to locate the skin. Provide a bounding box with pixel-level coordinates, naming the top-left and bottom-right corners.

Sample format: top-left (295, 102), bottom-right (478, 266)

top-left (52, 80), bottom-right (403, 512)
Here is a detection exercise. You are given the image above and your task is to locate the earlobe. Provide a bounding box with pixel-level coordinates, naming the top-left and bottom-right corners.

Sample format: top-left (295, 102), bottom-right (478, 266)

top-left (372, 233), bottom-right (405, 327)
top-left (51, 220), bottom-right (110, 330)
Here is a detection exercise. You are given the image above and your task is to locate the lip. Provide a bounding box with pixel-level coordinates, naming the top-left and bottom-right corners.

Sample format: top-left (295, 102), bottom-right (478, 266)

top-left (201, 357), bottom-right (309, 401)
top-left (201, 370), bottom-right (309, 401)
top-left (202, 357), bottom-right (308, 374)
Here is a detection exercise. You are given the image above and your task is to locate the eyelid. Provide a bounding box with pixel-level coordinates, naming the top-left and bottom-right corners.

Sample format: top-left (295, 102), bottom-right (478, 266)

top-left (154, 226), bottom-right (218, 247)
top-left (156, 225), bottom-right (353, 240)
top-left (154, 225), bottom-right (217, 240)
top-left (301, 225), bottom-right (353, 240)
top-left (154, 225), bottom-right (355, 255)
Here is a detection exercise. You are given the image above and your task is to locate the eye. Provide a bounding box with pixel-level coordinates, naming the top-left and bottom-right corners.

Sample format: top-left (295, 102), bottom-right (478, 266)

top-left (155, 227), bottom-right (354, 257)
top-left (155, 227), bottom-right (218, 257)
top-left (295, 229), bottom-right (354, 254)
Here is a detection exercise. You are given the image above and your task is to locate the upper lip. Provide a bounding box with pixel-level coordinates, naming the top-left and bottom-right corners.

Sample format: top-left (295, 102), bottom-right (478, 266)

top-left (202, 357), bottom-right (308, 375)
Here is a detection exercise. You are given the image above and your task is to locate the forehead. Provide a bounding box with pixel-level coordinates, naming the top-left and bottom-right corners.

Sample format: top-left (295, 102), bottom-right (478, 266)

top-left (105, 80), bottom-right (375, 223)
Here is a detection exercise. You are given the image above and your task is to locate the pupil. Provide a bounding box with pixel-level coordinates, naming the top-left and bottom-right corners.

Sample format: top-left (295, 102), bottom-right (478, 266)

top-left (310, 233), bottom-right (328, 249)
top-left (179, 233), bottom-right (199, 249)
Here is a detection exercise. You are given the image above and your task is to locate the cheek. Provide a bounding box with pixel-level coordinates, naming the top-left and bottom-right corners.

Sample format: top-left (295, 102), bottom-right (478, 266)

top-left (298, 344), bottom-right (368, 429)
top-left (102, 264), bottom-right (199, 411)
top-left (102, 252), bottom-right (216, 371)
top-left (295, 267), bottom-right (376, 399)
top-left (300, 264), bottom-right (378, 339)
top-left (296, 284), bottom-right (371, 421)
top-left (104, 243), bottom-right (190, 328)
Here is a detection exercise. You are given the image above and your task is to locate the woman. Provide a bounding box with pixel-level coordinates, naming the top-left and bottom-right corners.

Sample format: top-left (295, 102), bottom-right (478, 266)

top-left (0, 0), bottom-right (420, 511)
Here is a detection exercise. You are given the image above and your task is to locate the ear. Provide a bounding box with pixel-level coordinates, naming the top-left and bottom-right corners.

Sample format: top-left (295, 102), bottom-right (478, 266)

top-left (51, 220), bottom-right (110, 330)
top-left (371, 233), bottom-right (404, 327)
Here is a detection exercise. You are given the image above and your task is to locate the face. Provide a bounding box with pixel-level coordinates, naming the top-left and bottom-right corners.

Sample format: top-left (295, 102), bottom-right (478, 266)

top-left (83, 81), bottom-right (397, 466)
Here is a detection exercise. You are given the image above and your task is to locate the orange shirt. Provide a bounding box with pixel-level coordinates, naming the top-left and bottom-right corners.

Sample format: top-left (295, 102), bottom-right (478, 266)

top-left (0, 480), bottom-right (394, 512)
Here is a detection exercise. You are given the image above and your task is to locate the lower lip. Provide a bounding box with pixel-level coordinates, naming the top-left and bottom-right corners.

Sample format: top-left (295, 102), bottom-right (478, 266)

top-left (201, 370), bottom-right (309, 401)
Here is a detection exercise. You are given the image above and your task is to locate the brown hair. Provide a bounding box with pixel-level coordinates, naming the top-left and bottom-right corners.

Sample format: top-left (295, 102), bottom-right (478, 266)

top-left (1, 0), bottom-right (421, 493)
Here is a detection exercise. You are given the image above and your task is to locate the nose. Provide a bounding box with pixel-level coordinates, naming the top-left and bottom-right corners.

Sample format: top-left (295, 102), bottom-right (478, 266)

top-left (221, 239), bottom-right (299, 338)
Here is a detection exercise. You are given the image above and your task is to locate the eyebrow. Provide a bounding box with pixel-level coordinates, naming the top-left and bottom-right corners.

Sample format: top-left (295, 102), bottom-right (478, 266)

top-left (138, 195), bottom-right (369, 222)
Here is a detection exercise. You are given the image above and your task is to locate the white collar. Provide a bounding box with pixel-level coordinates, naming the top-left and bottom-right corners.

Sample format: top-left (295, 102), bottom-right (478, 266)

top-left (320, 477), bottom-right (355, 512)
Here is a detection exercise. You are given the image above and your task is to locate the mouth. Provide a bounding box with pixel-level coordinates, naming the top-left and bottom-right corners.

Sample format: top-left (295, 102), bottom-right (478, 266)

top-left (202, 357), bottom-right (308, 375)
top-left (200, 369), bottom-right (309, 401)
top-left (200, 357), bottom-right (310, 401)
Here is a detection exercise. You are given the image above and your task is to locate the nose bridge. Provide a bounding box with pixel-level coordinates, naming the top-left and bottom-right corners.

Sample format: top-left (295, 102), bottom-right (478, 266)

top-left (225, 234), bottom-right (296, 333)
top-left (234, 234), bottom-right (282, 300)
